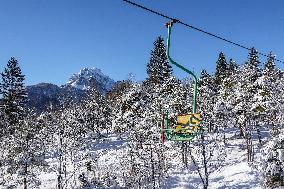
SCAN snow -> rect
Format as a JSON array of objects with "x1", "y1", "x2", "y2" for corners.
[
  {"x1": 163, "y1": 164, "x2": 260, "y2": 189},
  {"x1": 31, "y1": 129, "x2": 268, "y2": 189},
  {"x1": 278, "y1": 149, "x2": 284, "y2": 162},
  {"x1": 163, "y1": 135, "x2": 262, "y2": 189},
  {"x1": 38, "y1": 172, "x2": 57, "y2": 189},
  {"x1": 33, "y1": 133, "x2": 128, "y2": 189},
  {"x1": 210, "y1": 162, "x2": 261, "y2": 189}
]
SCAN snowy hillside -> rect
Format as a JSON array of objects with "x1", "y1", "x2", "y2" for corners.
[{"x1": 66, "y1": 67, "x2": 115, "y2": 92}]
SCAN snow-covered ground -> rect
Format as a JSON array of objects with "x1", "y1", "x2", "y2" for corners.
[
  {"x1": 37, "y1": 134, "x2": 128, "y2": 189},
  {"x1": 36, "y1": 129, "x2": 269, "y2": 189},
  {"x1": 163, "y1": 128, "x2": 271, "y2": 189},
  {"x1": 164, "y1": 140, "x2": 261, "y2": 189}
]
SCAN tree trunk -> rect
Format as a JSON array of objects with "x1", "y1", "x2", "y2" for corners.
[
  {"x1": 24, "y1": 179, "x2": 27, "y2": 189},
  {"x1": 256, "y1": 128, "x2": 262, "y2": 145},
  {"x1": 150, "y1": 147, "x2": 155, "y2": 189},
  {"x1": 23, "y1": 170, "x2": 27, "y2": 189},
  {"x1": 24, "y1": 160, "x2": 28, "y2": 189},
  {"x1": 208, "y1": 122, "x2": 212, "y2": 132},
  {"x1": 24, "y1": 136, "x2": 29, "y2": 189},
  {"x1": 201, "y1": 132, "x2": 209, "y2": 189},
  {"x1": 246, "y1": 134, "x2": 253, "y2": 162},
  {"x1": 181, "y1": 142, "x2": 188, "y2": 167},
  {"x1": 58, "y1": 132, "x2": 63, "y2": 189},
  {"x1": 239, "y1": 125, "x2": 244, "y2": 138},
  {"x1": 189, "y1": 148, "x2": 205, "y2": 187}
]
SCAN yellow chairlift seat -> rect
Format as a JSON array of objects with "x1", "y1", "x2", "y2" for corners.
[
  {"x1": 174, "y1": 113, "x2": 201, "y2": 134},
  {"x1": 177, "y1": 113, "x2": 201, "y2": 125}
]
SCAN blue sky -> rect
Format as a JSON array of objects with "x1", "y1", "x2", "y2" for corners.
[{"x1": 0, "y1": 0, "x2": 283, "y2": 86}]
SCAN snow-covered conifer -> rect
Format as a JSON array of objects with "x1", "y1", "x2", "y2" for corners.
[
  {"x1": 215, "y1": 52, "x2": 228, "y2": 86},
  {"x1": 146, "y1": 36, "x2": 173, "y2": 85},
  {"x1": 0, "y1": 57, "x2": 27, "y2": 134},
  {"x1": 261, "y1": 133, "x2": 284, "y2": 188}
]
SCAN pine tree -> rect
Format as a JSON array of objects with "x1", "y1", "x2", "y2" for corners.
[
  {"x1": 244, "y1": 48, "x2": 262, "y2": 115},
  {"x1": 107, "y1": 79, "x2": 133, "y2": 134},
  {"x1": 0, "y1": 57, "x2": 27, "y2": 133},
  {"x1": 234, "y1": 48, "x2": 261, "y2": 127},
  {"x1": 215, "y1": 52, "x2": 228, "y2": 86},
  {"x1": 262, "y1": 52, "x2": 282, "y2": 94},
  {"x1": 260, "y1": 53, "x2": 283, "y2": 134},
  {"x1": 218, "y1": 59, "x2": 239, "y2": 131},
  {"x1": 230, "y1": 48, "x2": 262, "y2": 162},
  {"x1": 106, "y1": 79, "x2": 133, "y2": 107},
  {"x1": 198, "y1": 70, "x2": 218, "y2": 132},
  {"x1": 0, "y1": 107, "x2": 5, "y2": 137},
  {"x1": 84, "y1": 87, "x2": 112, "y2": 138},
  {"x1": 146, "y1": 36, "x2": 173, "y2": 85},
  {"x1": 261, "y1": 133, "x2": 284, "y2": 188},
  {"x1": 227, "y1": 58, "x2": 238, "y2": 76}
]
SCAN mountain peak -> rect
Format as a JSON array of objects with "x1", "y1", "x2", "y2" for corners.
[
  {"x1": 66, "y1": 67, "x2": 115, "y2": 92},
  {"x1": 78, "y1": 67, "x2": 103, "y2": 78}
]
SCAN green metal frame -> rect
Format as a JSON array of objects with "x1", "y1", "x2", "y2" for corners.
[
  {"x1": 160, "y1": 20, "x2": 201, "y2": 143},
  {"x1": 166, "y1": 21, "x2": 198, "y2": 114}
]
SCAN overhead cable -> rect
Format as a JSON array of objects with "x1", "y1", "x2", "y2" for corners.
[{"x1": 123, "y1": 0, "x2": 284, "y2": 64}]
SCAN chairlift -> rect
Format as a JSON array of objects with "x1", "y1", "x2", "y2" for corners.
[{"x1": 161, "y1": 20, "x2": 206, "y2": 143}]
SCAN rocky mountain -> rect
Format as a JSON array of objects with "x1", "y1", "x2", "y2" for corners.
[
  {"x1": 27, "y1": 68, "x2": 115, "y2": 113},
  {"x1": 65, "y1": 67, "x2": 115, "y2": 93}
]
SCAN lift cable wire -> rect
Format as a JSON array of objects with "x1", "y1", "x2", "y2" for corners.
[{"x1": 123, "y1": 0, "x2": 284, "y2": 64}]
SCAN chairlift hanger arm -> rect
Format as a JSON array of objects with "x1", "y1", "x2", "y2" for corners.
[{"x1": 166, "y1": 20, "x2": 198, "y2": 113}]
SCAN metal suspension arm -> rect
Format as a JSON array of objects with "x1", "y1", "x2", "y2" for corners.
[{"x1": 165, "y1": 20, "x2": 198, "y2": 113}]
